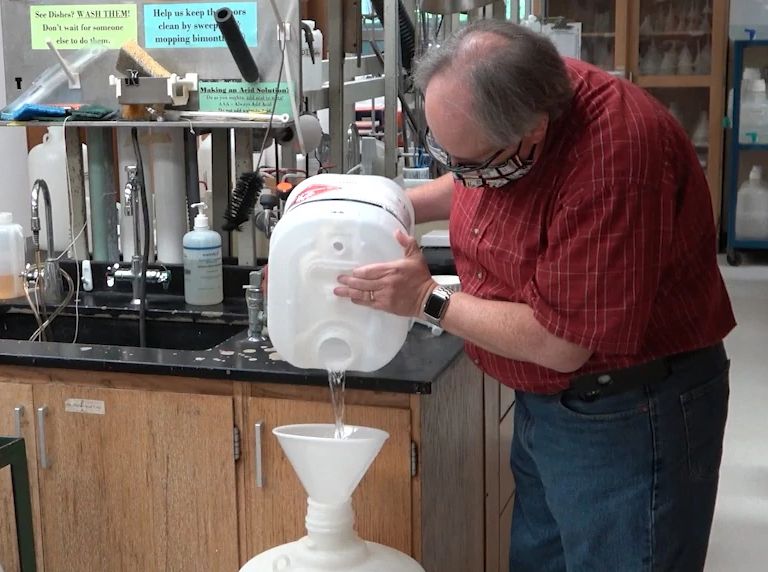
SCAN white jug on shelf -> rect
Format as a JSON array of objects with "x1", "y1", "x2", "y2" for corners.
[
  {"x1": 736, "y1": 166, "x2": 768, "y2": 240},
  {"x1": 27, "y1": 127, "x2": 70, "y2": 252}
]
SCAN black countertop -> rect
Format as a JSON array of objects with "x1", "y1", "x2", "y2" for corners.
[{"x1": 0, "y1": 285, "x2": 464, "y2": 395}]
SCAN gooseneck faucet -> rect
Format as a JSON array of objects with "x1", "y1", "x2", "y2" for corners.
[
  {"x1": 106, "y1": 166, "x2": 170, "y2": 304},
  {"x1": 29, "y1": 179, "x2": 62, "y2": 301}
]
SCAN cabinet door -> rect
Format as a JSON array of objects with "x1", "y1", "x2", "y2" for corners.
[
  {"x1": 538, "y1": 0, "x2": 629, "y2": 74},
  {"x1": 0, "y1": 382, "x2": 43, "y2": 572},
  {"x1": 34, "y1": 384, "x2": 238, "y2": 572},
  {"x1": 632, "y1": 0, "x2": 714, "y2": 81},
  {"x1": 244, "y1": 398, "x2": 412, "y2": 557}
]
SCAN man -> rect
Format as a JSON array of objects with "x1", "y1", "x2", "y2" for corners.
[{"x1": 334, "y1": 19, "x2": 736, "y2": 572}]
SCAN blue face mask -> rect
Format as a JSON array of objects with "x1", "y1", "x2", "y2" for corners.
[{"x1": 425, "y1": 129, "x2": 536, "y2": 188}]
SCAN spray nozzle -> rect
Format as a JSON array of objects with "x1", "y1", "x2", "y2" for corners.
[{"x1": 191, "y1": 202, "x2": 210, "y2": 230}]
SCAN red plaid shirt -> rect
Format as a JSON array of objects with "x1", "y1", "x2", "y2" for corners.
[{"x1": 449, "y1": 59, "x2": 736, "y2": 394}]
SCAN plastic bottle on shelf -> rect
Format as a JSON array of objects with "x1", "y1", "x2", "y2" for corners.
[
  {"x1": 736, "y1": 166, "x2": 768, "y2": 241},
  {"x1": 301, "y1": 20, "x2": 324, "y2": 92},
  {"x1": 27, "y1": 127, "x2": 70, "y2": 252},
  {"x1": 740, "y1": 79, "x2": 768, "y2": 143},
  {"x1": 183, "y1": 202, "x2": 223, "y2": 306},
  {"x1": 727, "y1": 68, "x2": 763, "y2": 132},
  {"x1": 0, "y1": 212, "x2": 25, "y2": 300}
]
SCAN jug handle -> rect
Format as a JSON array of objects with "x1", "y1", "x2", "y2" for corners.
[{"x1": 273, "y1": 555, "x2": 291, "y2": 571}]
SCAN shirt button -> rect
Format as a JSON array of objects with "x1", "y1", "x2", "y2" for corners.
[
  {"x1": 472, "y1": 228, "x2": 480, "y2": 236},
  {"x1": 474, "y1": 359, "x2": 481, "y2": 366},
  {"x1": 476, "y1": 270, "x2": 484, "y2": 280}
]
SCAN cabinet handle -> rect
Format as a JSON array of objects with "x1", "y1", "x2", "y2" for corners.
[
  {"x1": 37, "y1": 406, "x2": 49, "y2": 469},
  {"x1": 13, "y1": 405, "x2": 24, "y2": 438},
  {"x1": 254, "y1": 421, "x2": 264, "y2": 488}
]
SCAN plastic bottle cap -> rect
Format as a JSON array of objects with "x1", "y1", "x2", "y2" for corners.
[
  {"x1": 0, "y1": 212, "x2": 12, "y2": 225},
  {"x1": 744, "y1": 68, "x2": 762, "y2": 81},
  {"x1": 191, "y1": 202, "x2": 210, "y2": 230},
  {"x1": 750, "y1": 166, "x2": 763, "y2": 181},
  {"x1": 753, "y1": 79, "x2": 766, "y2": 93}
]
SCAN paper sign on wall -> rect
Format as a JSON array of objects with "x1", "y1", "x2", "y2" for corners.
[
  {"x1": 199, "y1": 80, "x2": 292, "y2": 116},
  {"x1": 65, "y1": 398, "x2": 106, "y2": 415},
  {"x1": 144, "y1": 2, "x2": 257, "y2": 49},
  {"x1": 30, "y1": 4, "x2": 138, "y2": 50}
]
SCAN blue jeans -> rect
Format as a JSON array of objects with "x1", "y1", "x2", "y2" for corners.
[{"x1": 509, "y1": 344, "x2": 730, "y2": 572}]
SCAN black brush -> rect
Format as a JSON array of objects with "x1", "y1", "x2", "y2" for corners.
[{"x1": 223, "y1": 171, "x2": 264, "y2": 231}]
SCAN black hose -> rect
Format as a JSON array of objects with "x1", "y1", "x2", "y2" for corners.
[
  {"x1": 370, "y1": 0, "x2": 416, "y2": 72},
  {"x1": 215, "y1": 7, "x2": 260, "y2": 82},
  {"x1": 183, "y1": 128, "x2": 200, "y2": 229},
  {"x1": 131, "y1": 127, "x2": 150, "y2": 348}
]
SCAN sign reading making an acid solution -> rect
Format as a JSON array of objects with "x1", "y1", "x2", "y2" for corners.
[
  {"x1": 199, "y1": 80, "x2": 293, "y2": 117},
  {"x1": 144, "y1": 2, "x2": 257, "y2": 49},
  {"x1": 30, "y1": 4, "x2": 138, "y2": 49}
]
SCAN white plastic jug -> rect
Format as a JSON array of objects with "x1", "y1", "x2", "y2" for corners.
[
  {"x1": 267, "y1": 174, "x2": 415, "y2": 372},
  {"x1": 736, "y1": 166, "x2": 768, "y2": 240},
  {"x1": 0, "y1": 212, "x2": 26, "y2": 300},
  {"x1": 27, "y1": 127, "x2": 70, "y2": 252},
  {"x1": 301, "y1": 20, "x2": 324, "y2": 92}
]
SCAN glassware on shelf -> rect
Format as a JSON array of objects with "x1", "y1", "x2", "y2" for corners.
[
  {"x1": 640, "y1": 39, "x2": 662, "y2": 75},
  {"x1": 692, "y1": 111, "x2": 709, "y2": 147},
  {"x1": 664, "y1": 5, "x2": 677, "y2": 33},
  {"x1": 639, "y1": 15, "x2": 654, "y2": 36},
  {"x1": 668, "y1": 102, "x2": 685, "y2": 128},
  {"x1": 660, "y1": 42, "x2": 678, "y2": 75},
  {"x1": 686, "y1": 2, "x2": 699, "y2": 32},
  {"x1": 694, "y1": 39, "x2": 711, "y2": 75},
  {"x1": 678, "y1": 43, "x2": 694, "y2": 75}
]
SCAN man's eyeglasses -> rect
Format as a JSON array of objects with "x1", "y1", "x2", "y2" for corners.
[{"x1": 424, "y1": 128, "x2": 506, "y2": 174}]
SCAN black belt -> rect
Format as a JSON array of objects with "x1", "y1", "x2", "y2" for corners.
[{"x1": 565, "y1": 343, "x2": 726, "y2": 402}]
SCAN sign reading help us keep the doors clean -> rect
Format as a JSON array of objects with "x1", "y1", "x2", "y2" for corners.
[{"x1": 143, "y1": 2, "x2": 258, "y2": 49}]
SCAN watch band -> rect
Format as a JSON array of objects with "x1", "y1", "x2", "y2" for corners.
[{"x1": 422, "y1": 286, "x2": 453, "y2": 327}]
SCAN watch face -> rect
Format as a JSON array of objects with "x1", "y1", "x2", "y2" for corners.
[{"x1": 425, "y1": 290, "x2": 447, "y2": 318}]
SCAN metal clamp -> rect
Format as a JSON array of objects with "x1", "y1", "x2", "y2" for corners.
[
  {"x1": 254, "y1": 421, "x2": 264, "y2": 488},
  {"x1": 37, "y1": 406, "x2": 49, "y2": 469},
  {"x1": 14, "y1": 406, "x2": 24, "y2": 438}
]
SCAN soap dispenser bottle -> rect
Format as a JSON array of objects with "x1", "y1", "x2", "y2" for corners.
[{"x1": 183, "y1": 202, "x2": 223, "y2": 305}]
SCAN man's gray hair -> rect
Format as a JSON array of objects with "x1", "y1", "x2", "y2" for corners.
[{"x1": 413, "y1": 20, "x2": 573, "y2": 147}]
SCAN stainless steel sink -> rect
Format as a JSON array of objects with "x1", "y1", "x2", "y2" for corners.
[{"x1": 0, "y1": 312, "x2": 244, "y2": 351}]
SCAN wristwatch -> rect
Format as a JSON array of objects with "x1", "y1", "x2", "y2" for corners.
[{"x1": 422, "y1": 286, "x2": 454, "y2": 327}]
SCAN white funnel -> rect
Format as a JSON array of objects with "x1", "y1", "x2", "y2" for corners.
[{"x1": 274, "y1": 424, "x2": 388, "y2": 505}]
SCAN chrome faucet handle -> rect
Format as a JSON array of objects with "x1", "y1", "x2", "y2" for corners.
[{"x1": 106, "y1": 263, "x2": 121, "y2": 288}]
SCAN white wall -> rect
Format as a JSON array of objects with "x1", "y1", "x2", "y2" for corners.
[
  {"x1": 730, "y1": 0, "x2": 768, "y2": 40},
  {"x1": 0, "y1": 10, "x2": 31, "y2": 235}
]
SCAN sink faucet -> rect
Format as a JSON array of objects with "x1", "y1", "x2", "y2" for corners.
[
  {"x1": 106, "y1": 166, "x2": 170, "y2": 304},
  {"x1": 244, "y1": 269, "x2": 268, "y2": 342},
  {"x1": 29, "y1": 179, "x2": 63, "y2": 301}
]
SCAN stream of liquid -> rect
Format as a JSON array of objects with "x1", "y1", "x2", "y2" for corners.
[{"x1": 328, "y1": 370, "x2": 346, "y2": 439}]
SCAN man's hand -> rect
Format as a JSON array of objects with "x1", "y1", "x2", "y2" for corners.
[{"x1": 334, "y1": 230, "x2": 437, "y2": 318}]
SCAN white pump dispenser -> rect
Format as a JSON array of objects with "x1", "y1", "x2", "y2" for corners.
[{"x1": 183, "y1": 202, "x2": 223, "y2": 306}]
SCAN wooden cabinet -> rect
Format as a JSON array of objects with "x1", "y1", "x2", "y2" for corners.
[
  {"x1": 32, "y1": 384, "x2": 239, "y2": 572},
  {"x1": 535, "y1": 0, "x2": 729, "y2": 220},
  {"x1": 0, "y1": 383, "x2": 42, "y2": 572},
  {"x1": 243, "y1": 397, "x2": 412, "y2": 557},
  {"x1": 484, "y1": 376, "x2": 517, "y2": 572},
  {"x1": 0, "y1": 355, "x2": 492, "y2": 572}
]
